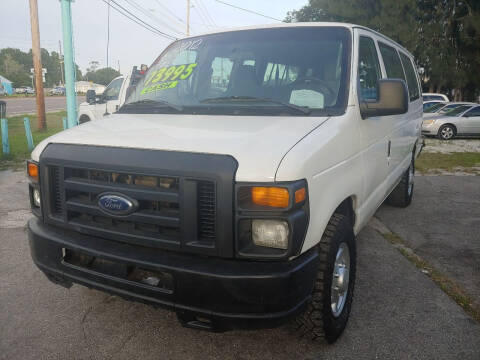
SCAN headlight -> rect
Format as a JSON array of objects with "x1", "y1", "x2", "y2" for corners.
[
  {"x1": 27, "y1": 160, "x2": 42, "y2": 216},
  {"x1": 252, "y1": 220, "x2": 289, "y2": 249},
  {"x1": 32, "y1": 187, "x2": 41, "y2": 207},
  {"x1": 236, "y1": 180, "x2": 309, "y2": 259},
  {"x1": 423, "y1": 119, "x2": 436, "y2": 126}
]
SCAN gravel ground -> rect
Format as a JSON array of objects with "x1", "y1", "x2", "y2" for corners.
[
  {"x1": 1, "y1": 170, "x2": 480, "y2": 359},
  {"x1": 423, "y1": 138, "x2": 480, "y2": 154}
]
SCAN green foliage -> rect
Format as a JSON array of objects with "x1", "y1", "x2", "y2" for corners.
[
  {"x1": 0, "y1": 111, "x2": 66, "y2": 168},
  {"x1": 0, "y1": 47, "x2": 82, "y2": 88},
  {"x1": 286, "y1": 0, "x2": 480, "y2": 101},
  {"x1": 84, "y1": 67, "x2": 121, "y2": 86}
]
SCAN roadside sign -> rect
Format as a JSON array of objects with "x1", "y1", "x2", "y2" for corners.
[{"x1": 30, "y1": 68, "x2": 47, "y2": 74}]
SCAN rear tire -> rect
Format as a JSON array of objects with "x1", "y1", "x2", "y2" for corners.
[
  {"x1": 292, "y1": 213, "x2": 356, "y2": 343},
  {"x1": 387, "y1": 154, "x2": 414, "y2": 207}
]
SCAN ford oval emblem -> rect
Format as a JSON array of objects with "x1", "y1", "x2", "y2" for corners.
[{"x1": 97, "y1": 193, "x2": 138, "y2": 216}]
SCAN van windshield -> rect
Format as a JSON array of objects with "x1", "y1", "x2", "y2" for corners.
[{"x1": 121, "y1": 27, "x2": 351, "y2": 116}]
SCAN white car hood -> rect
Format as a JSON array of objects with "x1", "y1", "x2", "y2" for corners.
[{"x1": 32, "y1": 113, "x2": 328, "y2": 181}]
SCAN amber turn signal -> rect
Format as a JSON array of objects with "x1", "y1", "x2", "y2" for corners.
[
  {"x1": 251, "y1": 187, "x2": 289, "y2": 208},
  {"x1": 27, "y1": 162, "x2": 39, "y2": 181},
  {"x1": 295, "y1": 187, "x2": 306, "y2": 203}
]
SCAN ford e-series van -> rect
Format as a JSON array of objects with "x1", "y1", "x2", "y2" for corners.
[{"x1": 27, "y1": 23, "x2": 422, "y2": 343}]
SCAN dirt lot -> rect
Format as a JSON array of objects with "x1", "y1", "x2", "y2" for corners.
[
  {"x1": 423, "y1": 138, "x2": 480, "y2": 154},
  {"x1": 1, "y1": 169, "x2": 479, "y2": 360}
]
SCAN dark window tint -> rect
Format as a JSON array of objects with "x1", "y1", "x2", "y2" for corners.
[
  {"x1": 444, "y1": 105, "x2": 472, "y2": 116},
  {"x1": 424, "y1": 103, "x2": 447, "y2": 113},
  {"x1": 439, "y1": 103, "x2": 469, "y2": 114},
  {"x1": 463, "y1": 106, "x2": 480, "y2": 117},
  {"x1": 423, "y1": 95, "x2": 445, "y2": 101},
  {"x1": 379, "y1": 43, "x2": 405, "y2": 81},
  {"x1": 104, "y1": 78, "x2": 123, "y2": 100},
  {"x1": 423, "y1": 102, "x2": 442, "y2": 110},
  {"x1": 358, "y1": 36, "x2": 381, "y2": 100},
  {"x1": 399, "y1": 52, "x2": 420, "y2": 101}
]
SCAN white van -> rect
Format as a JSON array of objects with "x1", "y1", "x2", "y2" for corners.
[
  {"x1": 27, "y1": 23, "x2": 422, "y2": 343},
  {"x1": 77, "y1": 66, "x2": 148, "y2": 123}
]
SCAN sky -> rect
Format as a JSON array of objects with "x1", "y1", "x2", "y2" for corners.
[{"x1": 0, "y1": 0, "x2": 307, "y2": 75}]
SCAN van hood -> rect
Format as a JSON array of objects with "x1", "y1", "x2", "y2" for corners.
[{"x1": 32, "y1": 113, "x2": 328, "y2": 181}]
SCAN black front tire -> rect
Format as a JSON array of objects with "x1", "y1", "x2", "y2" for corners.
[
  {"x1": 292, "y1": 213, "x2": 356, "y2": 343},
  {"x1": 387, "y1": 154, "x2": 414, "y2": 207}
]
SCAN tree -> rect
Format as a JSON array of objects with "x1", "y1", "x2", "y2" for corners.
[
  {"x1": 83, "y1": 67, "x2": 121, "y2": 85},
  {"x1": 0, "y1": 47, "x2": 82, "y2": 88},
  {"x1": 286, "y1": 0, "x2": 480, "y2": 101}
]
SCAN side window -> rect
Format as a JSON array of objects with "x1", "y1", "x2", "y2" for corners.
[
  {"x1": 104, "y1": 78, "x2": 123, "y2": 100},
  {"x1": 210, "y1": 57, "x2": 234, "y2": 93},
  {"x1": 399, "y1": 52, "x2": 420, "y2": 101},
  {"x1": 463, "y1": 107, "x2": 480, "y2": 117},
  {"x1": 358, "y1": 36, "x2": 382, "y2": 100},
  {"x1": 378, "y1": 43, "x2": 406, "y2": 81}
]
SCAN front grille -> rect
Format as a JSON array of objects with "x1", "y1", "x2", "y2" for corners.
[
  {"x1": 44, "y1": 165, "x2": 218, "y2": 254},
  {"x1": 49, "y1": 166, "x2": 63, "y2": 216},
  {"x1": 197, "y1": 181, "x2": 216, "y2": 241},
  {"x1": 39, "y1": 144, "x2": 237, "y2": 258}
]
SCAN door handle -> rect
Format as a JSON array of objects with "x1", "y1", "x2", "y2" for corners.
[{"x1": 387, "y1": 140, "x2": 391, "y2": 157}]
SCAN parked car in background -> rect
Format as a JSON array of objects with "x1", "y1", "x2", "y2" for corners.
[
  {"x1": 423, "y1": 102, "x2": 475, "y2": 118},
  {"x1": 50, "y1": 86, "x2": 65, "y2": 95},
  {"x1": 422, "y1": 93, "x2": 449, "y2": 102},
  {"x1": 422, "y1": 104, "x2": 480, "y2": 139},
  {"x1": 15, "y1": 86, "x2": 35, "y2": 95},
  {"x1": 77, "y1": 66, "x2": 147, "y2": 123},
  {"x1": 423, "y1": 100, "x2": 445, "y2": 111}
]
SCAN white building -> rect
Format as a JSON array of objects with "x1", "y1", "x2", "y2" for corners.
[{"x1": 75, "y1": 81, "x2": 105, "y2": 94}]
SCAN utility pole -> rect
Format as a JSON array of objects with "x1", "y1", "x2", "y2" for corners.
[
  {"x1": 106, "y1": 0, "x2": 110, "y2": 68},
  {"x1": 60, "y1": 0, "x2": 77, "y2": 129},
  {"x1": 186, "y1": 0, "x2": 190, "y2": 36},
  {"x1": 29, "y1": 0, "x2": 46, "y2": 131},
  {"x1": 59, "y1": 40, "x2": 64, "y2": 85}
]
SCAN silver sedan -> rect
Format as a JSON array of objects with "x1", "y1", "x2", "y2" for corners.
[{"x1": 422, "y1": 104, "x2": 480, "y2": 140}]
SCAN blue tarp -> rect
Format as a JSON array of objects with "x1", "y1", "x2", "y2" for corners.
[{"x1": 0, "y1": 75, "x2": 13, "y2": 95}]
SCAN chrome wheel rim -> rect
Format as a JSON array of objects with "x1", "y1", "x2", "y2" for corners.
[
  {"x1": 441, "y1": 126, "x2": 454, "y2": 140},
  {"x1": 331, "y1": 242, "x2": 350, "y2": 317},
  {"x1": 407, "y1": 162, "x2": 414, "y2": 196}
]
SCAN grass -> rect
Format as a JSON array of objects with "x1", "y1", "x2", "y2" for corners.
[
  {"x1": 0, "y1": 111, "x2": 66, "y2": 169},
  {"x1": 416, "y1": 152, "x2": 480, "y2": 174},
  {"x1": 377, "y1": 223, "x2": 480, "y2": 324}
]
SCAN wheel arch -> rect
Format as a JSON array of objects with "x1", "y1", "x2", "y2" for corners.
[
  {"x1": 333, "y1": 196, "x2": 357, "y2": 229},
  {"x1": 440, "y1": 123, "x2": 457, "y2": 134},
  {"x1": 78, "y1": 114, "x2": 91, "y2": 124}
]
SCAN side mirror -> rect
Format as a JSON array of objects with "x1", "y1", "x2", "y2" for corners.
[
  {"x1": 86, "y1": 89, "x2": 97, "y2": 104},
  {"x1": 360, "y1": 79, "x2": 408, "y2": 119}
]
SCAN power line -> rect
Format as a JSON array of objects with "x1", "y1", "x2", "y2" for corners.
[
  {"x1": 100, "y1": 0, "x2": 177, "y2": 40},
  {"x1": 154, "y1": 0, "x2": 186, "y2": 25},
  {"x1": 214, "y1": 0, "x2": 283, "y2": 22},
  {"x1": 196, "y1": 0, "x2": 216, "y2": 26},
  {"x1": 122, "y1": 0, "x2": 185, "y2": 35},
  {"x1": 199, "y1": 0, "x2": 216, "y2": 25},
  {"x1": 193, "y1": 1, "x2": 210, "y2": 27}
]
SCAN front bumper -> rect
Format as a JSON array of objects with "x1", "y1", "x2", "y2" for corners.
[{"x1": 28, "y1": 218, "x2": 319, "y2": 331}]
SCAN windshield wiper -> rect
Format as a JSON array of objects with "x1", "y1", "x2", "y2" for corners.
[
  {"x1": 200, "y1": 96, "x2": 311, "y2": 115},
  {"x1": 121, "y1": 99, "x2": 183, "y2": 112}
]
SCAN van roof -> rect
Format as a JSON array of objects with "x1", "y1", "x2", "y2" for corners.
[{"x1": 182, "y1": 22, "x2": 414, "y2": 59}]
